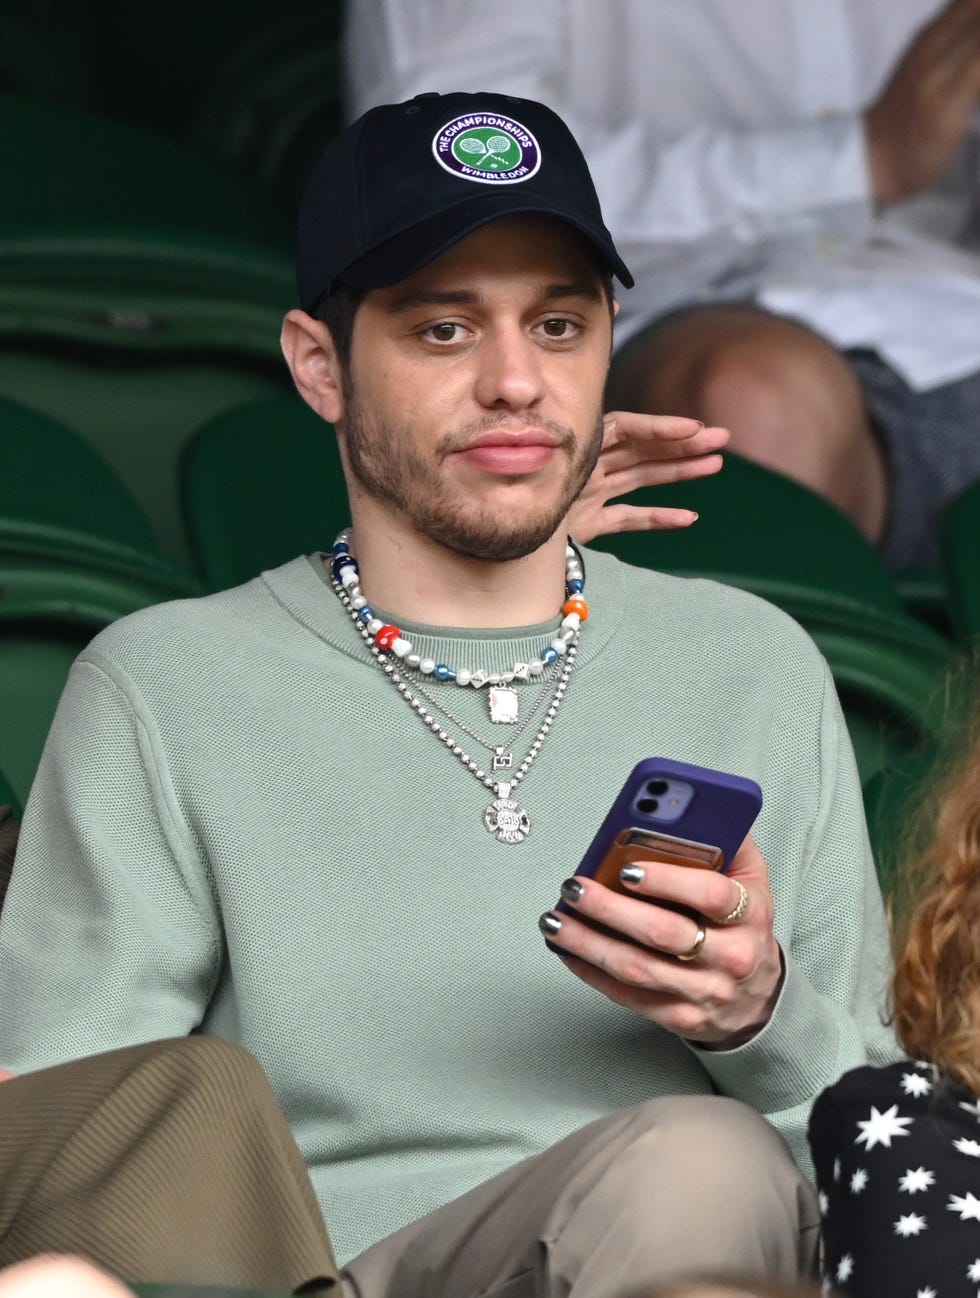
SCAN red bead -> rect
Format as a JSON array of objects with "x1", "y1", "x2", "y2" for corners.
[
  {"x1": 562, "y1": 597, "x2": 589, "y2": 621},
  {"x1": 375, "y1": 624, "x2": 400, "y2": 651}
]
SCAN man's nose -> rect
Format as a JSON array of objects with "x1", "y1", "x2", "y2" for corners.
[{"x1": 473, "y1": 328, "x2": 546, "y2": 410}]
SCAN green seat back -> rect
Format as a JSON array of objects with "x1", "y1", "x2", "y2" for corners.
[
  {"x1": 0, "y1": 393, "x2": 156, "y2": 551},
  {"x1": 863, "y1": 746, "x2": 942, "y2": 899},
  {"x1": 0, "y1": 622, "x2": 86, "y2": 808},
  {"x1": 180, "y1": 396, "x2": 349, "y2": 589},
  {"x1": 592, "y1": 451, "x2": 904, "y2": 612},
  {"x1": 0, "y1": 91, "x2": 292, "y2": 250},
  {"x1": 942, "y1": 478, "x2": 980, "y2": 642},
  {"x1": 191, "y1": 10, "x2": 345, "y2": 211}
]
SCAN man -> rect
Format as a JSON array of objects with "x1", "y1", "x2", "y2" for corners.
[
  {"x1": 0, "y1": 92, "x2": 899, "y2": 1296},
  {"x1": 347, "y1": 0, "x2": 980, "y2": 570}
]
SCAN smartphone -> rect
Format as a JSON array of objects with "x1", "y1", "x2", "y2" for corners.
[{"x1": 551, "y1": 757, "x2": 762, "y2": 930}]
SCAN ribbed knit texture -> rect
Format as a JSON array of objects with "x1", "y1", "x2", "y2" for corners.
[
  {"x1": 0, "y1": 1038, "x2": 337, "y2": 1290},
  {"x1": 0, "y1": 548, "x2": 901, "y2": 1263}
]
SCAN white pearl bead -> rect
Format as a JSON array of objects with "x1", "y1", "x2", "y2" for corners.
[
  {"x1": 499, "y1": 671, "x2": 515, "y2": 684},
  {"x1": 551, "y1": 639, "x2": 568, "y2": 655},
  {"x1": 352, "y1": 595, "x2": 367, "y2": 610},
  {"x1": 488, "y1": 673, "x2": 501, "y2": 685},
  {"x1": 420, "y1": 659, "x2": 436, "y2": 674},
  {"x1": 561, "y1": 613, "x2": 581, "y2": 630},
  {"x1": 456, "y1": 669, "x2": 472, "y2": 686},
  {"x1": 391, "y1": 637, "x2": 412, "y2": 658},
  {"x1": 529, "y1": 660, "x2": 544, "y2": 676},
  {"x1": 406, "y1": 653, "x2": 422, "y2": 668},
  {"x1": 367, "y1": 618, "x2": 383, "y2": 634}
]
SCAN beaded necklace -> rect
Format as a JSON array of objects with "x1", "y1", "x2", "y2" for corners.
[
  {"x1": 328, "y1": 530, "x2": 588, "y2": 723},
  {"x1": 328, "y1": 529, "x2": 583, "y2": 842}
]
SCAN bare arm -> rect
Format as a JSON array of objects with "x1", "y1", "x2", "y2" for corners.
[{"x1": 866, "y1": 0, "x2": 980, "y2": 204}]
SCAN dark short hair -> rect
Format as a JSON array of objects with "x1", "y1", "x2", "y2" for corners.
[{"x1": 316, "y1": 282, "x2": 368, "y2": 372}]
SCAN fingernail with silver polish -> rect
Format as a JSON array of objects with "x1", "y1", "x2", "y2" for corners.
[
  {"x1": 560, "y1": 878, "x2": 584, "y2": 903},
  {"x1": 539, "y1": 912, "x2": 562, "y2": 935},
  {"x1": 620, "y1": 865, "x2": 645, "y2": 885}
]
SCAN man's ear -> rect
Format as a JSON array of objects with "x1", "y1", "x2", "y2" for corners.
[{"x1": 280, "y1": 309, "x2": 346, "y2": 424}]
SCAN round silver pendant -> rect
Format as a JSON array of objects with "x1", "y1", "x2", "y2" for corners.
[{"x1": 484, "y1": 797, "x2": 531, "y2": 844}]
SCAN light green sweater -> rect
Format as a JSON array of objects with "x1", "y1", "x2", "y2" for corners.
[{"x1": 0, "y1": 550, "x2": 900, "y2": 1263}]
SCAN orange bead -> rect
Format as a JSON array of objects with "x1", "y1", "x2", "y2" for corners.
[{"x1": 562, "y1": 597, "x2": 589, "y2": 621}]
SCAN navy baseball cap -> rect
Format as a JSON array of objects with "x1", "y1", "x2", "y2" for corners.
[{"x1": 296, "y1": 90, "x2": 633, "y2": 314}]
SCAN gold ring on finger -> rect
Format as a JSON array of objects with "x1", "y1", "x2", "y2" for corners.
[
  {"x1": 718, "y1": 880, "x2": 748, "y2": 926},
  {"x1": 676, "y1": 924, "x2": 706, "y2": 962}
]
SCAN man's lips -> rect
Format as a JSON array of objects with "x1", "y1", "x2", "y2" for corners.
[{"x1": 453, "y1": 429, "x2": 562, "y2": 475}]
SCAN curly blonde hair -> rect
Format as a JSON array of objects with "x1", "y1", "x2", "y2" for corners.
[{"x1": 891, "y1": 699, "x2": 980, "y2": 1092}]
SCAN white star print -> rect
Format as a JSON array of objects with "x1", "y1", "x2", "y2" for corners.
[
  {"x1": 949, "y1": 1191, "x2": 980, "y2": 1221},
  {"x1": 836, "y1": 1253, "x2": 854, "y2": 1283},
  {"x1": 969, "y1": 1257, "x2": 980, "y2": 1282},
  {"x1": 856, "y1": 1104, "x2": 914, "y2": 1150},
  {"x1": 900, "y1": 1166, "x2": 935, "y2": 1194},
  {"x1": 959, "y1": 1098, "x2": 980, "y2": 1120},
  {"x1": 915, "y1": 1288, "x2": 936, "y2": 1298},
  {"x1": 894, "y1": 1212, "x2": 927, "y2": 1237},
  {"x1": 818, "y1": 1190, "x2": 829, "y2": 1215},
  {"x1": 901, "y1": 1070, "x2": 933, "y2": 1097},
  {"x1": 956, "y1": 1137, "x2": 980, "y2": 1157},
  {"x1": 913, "y1": 1060, "x2": 931, "y2": 1070},
  {"x1": 850, "y1": 1167, "x2": 869, "y2": 1193},
  {"x1": 833, "y1": 1156, "x2": 841, "y2": 1182}
]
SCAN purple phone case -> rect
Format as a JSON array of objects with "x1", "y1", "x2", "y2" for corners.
[{"x1": 552, "y1": 757, "x2": 762, "y2": 927}]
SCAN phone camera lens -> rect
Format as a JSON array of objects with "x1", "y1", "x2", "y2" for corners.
[
  {"x1": 646, "y1": 780, "x2": 669, "y2": 796},
  {"x1": 637, "y1": 797, "x2": 659, "y2": 814}
]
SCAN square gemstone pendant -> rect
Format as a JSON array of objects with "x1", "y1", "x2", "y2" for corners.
[{"x1": 488, "y1": 686, "x2": 519, "y2": 724}]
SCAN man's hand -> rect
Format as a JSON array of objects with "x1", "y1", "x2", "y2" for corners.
[
  {"x1": 567, "y1": 412, "x2": 729, "y2": 546},
  {"x1": 865, "y1": 0, "x2": 980, "y2": 206},
  {"x1": 540, "y1": 836, "x2": 783, "y2": 1049}
]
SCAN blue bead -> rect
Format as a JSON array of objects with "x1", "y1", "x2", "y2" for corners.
[
  {"x1": 331, "y1": 554, "x2": 357, "y2": 583},
  {"x1": 433, "y1": 663, "x2": 455, "y2": 681},
  {"x1": 332, "y1": 543, "x2": 350, "y2": 558},
  {"x1": 358, "y1": 605, "x2": 374, "y2": 622},
  {"x1": 542, "y1": 647, "x2": 558, "y2": 664},
  {"x1": 567, "y1": 579, "x2": 584, "y2": 593}
]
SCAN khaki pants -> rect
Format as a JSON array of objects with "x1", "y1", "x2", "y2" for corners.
[{"x1": 0, "y1": 1039, "x2": 819, "y2": 1297}]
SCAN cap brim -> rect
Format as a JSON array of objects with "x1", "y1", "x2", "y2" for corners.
[{"x1": 336, "y1": 189, "x2": 634, "y2": 295}]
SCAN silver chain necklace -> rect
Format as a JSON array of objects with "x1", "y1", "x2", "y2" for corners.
[
  {"x1": 332, "y1": 577, "x2": 579, "y2": 843},
  {"x1": 408, "y1": 656, "x2": 561, "y2": 771}
]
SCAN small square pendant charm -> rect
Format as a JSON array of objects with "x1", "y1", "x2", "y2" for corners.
[{"x1": 489, "y1": 686, "x2": 519, "y2": 724}]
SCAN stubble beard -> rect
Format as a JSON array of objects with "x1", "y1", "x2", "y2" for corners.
[{"x1": 340, "y1": 384, "x2": 605, "y2": 563}]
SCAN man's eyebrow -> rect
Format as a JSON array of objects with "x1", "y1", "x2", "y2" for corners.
[
  {"x1": 387, "y1": 289, "x2": 481, "y2": 312},
  {"x1": 542, "y1": 281, "x2": 604, "y2": 303},
  {"x1": 386, "y1": 282, "x2": 604, "y2": 312}
]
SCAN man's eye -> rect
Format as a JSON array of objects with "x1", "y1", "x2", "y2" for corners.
[
  {"x1": 541, "y1": 318, "x2": 575, "y2": 338},
  {"x1": 427, "y1": 322, "x2": 462, "y2": 343}
]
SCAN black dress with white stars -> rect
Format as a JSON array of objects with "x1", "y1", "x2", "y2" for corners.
[{"x1": 809, "y1": 1059, "x2": 980, "y2": 1297}]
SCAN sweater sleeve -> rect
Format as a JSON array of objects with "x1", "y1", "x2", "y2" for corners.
[
  {"x1": 0, "y1": 651, "x2": 222, "y2": 1074},
  {"x1": 688, "y1": 658, "x2": 903, "y2": 1173}
]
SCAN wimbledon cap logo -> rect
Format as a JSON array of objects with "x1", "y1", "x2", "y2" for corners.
[{"x1": 432, "y1": 112, "x2": 541, "y2": 185}]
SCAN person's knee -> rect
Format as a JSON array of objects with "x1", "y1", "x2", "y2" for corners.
[{"x1": 608, "y1": 1095, "x2": 808, "y2": 1238}]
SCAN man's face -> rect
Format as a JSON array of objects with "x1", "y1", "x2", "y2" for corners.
[{"x1": 337, "y1": 215, "x2": 613, "y2": 562}]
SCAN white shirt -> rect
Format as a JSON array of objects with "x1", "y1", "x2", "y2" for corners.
[{"x1": 345, "y1": 0, "x2": 980, "y2": 389}]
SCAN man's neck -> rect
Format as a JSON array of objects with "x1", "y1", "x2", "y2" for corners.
[{"x1": 342, "y1": 509, "x2": 572, "y2": 630}]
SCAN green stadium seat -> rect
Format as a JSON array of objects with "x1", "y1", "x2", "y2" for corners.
[
  {"x1": 180, "y1": 395, "x2": 348, "y2": 589},
  {"x1": 941, "y1": 477, "x2": 980, "y2": 643},
  {"x1": 191, "y1": 10, "x2": 345, "y2": 212},
  {"x1": 0, "y1": 394, "x2": 202, "y2": 596},
  {"x1": 0, "y1": 618, "x2": 87, "y2": 809}
]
